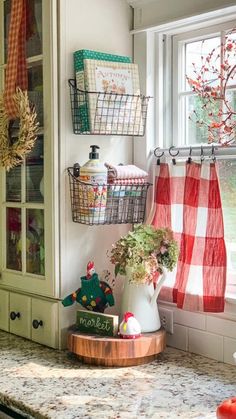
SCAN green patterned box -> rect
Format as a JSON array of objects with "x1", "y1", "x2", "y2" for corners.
[{"x1": 73, "y1": 50, "x2": 131, "y2": 132}]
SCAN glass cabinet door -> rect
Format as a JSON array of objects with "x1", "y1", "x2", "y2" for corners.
[
  {"x1": 0, "y1": 0, "x2": 55, "y2": 295},
  {"x1": 6, "y1": 207, "x2": 22, "y2": 271}
]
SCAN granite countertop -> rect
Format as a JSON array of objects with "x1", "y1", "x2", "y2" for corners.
[{"x1": 0, "y1": 331, "x2": 236, "y2": 419}]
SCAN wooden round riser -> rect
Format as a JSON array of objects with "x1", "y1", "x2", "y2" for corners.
[{"x1": 68, "y1": 329, "x2": 166, "y2": 367}]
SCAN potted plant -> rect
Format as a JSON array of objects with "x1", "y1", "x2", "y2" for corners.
[{"x1": 109, "y1": 224, "x2": 179, "y2": 332}]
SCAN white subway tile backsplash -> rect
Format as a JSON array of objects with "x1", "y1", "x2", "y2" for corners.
[
  {"x1": 158, "y1": 302, "x2": 236, "y2": 364},
  {"x1": 189, "y1": 328, "x2": 223, "y2": 361},
  {"x1": 223, "y1": 337, "x2": 236, "y2": 365},
  {"x1": 166, "y1": 324, "x2": 188, "y2": 351},
  {"x1": 206, "y1": 316, "x2": 236, "y2": 339},
  {"x1": 174, "y1": 308, "x2": 206, "y2": 330}
]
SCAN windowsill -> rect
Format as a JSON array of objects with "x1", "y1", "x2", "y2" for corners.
[
  {"x1": 159, "y1": 293, "x2": 236, "y2": 308},
  {"x1": 225, "y1": 285, "x2": 236, "y2": 303},
  {"x1": 225, "y1": 293, "x2": 236, "y2": 304}
]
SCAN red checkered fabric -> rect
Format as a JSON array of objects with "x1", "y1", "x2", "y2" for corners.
[
  {"x1": 4, "y1": 0, "x2": 28, "y2": 119},
  {"x1": 148, "y1": 161, "x2": 227, "y2": 312}
]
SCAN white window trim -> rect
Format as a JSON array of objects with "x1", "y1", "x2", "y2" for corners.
[{"x1": 133, "y1": 6, "x2": 236, "y2": 307}]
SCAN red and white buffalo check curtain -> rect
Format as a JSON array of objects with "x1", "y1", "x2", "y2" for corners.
[
  {"x1": 149, "y1": 161, "x2": 227, "y2": 312},
  {"x1": 4, "y1": 0, "x2": 28, "y2": 119}
]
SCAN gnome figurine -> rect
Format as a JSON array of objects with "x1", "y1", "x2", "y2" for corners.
[
  {"x1": 62, "y1": 261, "x2": 115, "y2": 313},
  {"x1": 119, "y1": 312, "x2": 141, "y2": 339}
]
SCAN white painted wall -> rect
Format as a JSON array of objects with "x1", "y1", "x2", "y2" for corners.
[
  {"x1": 133, "y1": 0, "x2": 236, "y2": 29},
  {"x1": 58, "y1": 0, "x2": 133, "y2": 330}
]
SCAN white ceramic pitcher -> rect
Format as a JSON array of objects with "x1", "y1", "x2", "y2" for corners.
[{"x1": 120, "y1": 267, "x2": 167, "y2": 333}]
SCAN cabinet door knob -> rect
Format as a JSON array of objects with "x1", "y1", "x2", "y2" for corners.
[
  {"x1": 10, "y1": 311, "x2": 20, "y2": 320},
  {"x1": 32, "y1": 319, "x2": 43, "y2": 329}
]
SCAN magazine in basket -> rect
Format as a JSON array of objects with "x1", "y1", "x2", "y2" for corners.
[
  {"x1": 84, "y1": 59, "x2": 142, "y2": 135},
  {"x1": 74, "y1": 50, "x2": 131, "y2": 133}
]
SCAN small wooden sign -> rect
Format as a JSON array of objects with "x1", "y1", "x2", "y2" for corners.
[{"x1": 76, "y1": 310, "x2": 119, "y2": 337}]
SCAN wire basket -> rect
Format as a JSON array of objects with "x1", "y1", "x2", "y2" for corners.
[
  {"x1": 68, "y1": 79, "x2": 150, "y2": 136},
  {"x1": 67, "y1": 167, "x2": 150, "y2": 225}
]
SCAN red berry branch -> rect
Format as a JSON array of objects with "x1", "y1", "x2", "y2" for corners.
[{"x1": 186, "y1": 29, "x2": 236, "y2": 145}]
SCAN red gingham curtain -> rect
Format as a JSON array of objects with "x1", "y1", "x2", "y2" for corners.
[
  {"x1": 4, "y1": 0, "x2": 28, "y2": 119},
  {"x1": 149, "y1": 161, "x2": 227, "y2": 312}
]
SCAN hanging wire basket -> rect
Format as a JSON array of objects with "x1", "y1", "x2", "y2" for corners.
[
  {"x1": 67, "y1": 167, "x2": 151, "y2": 225},
  {"x1": 68, "y1": 79, "x2": 150, "y2": 136}
]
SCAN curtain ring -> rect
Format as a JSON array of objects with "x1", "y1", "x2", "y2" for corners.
[
  {"x1": 187, "y1": 146, "x2": 192, "y2": 164},
  {"x1": 211, "y1": 144, "x2": 216, "y2": 163},
  {"x1": 200, "y1": 145, "x2": 204, "y2": 163},
  {"x1": 154, "y1": 147, "x2": 164, "y2": 166},
  {"x1": 169, "y1": 146, "x2": 179, "y2": 165}
]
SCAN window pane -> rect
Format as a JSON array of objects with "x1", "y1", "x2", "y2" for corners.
[
  {"x1": 224, "y1": 89, "x2": 236, "y2": 142},
  {"x1": 218, "y1": 160, "x2": 236, "y2": 288},
  {"x1": 185, "y1": 36, "x2": 220, "y2": 91},
  {"x1": 4, "y1": 0, "x2": 42, "y2": 63},
  {"x1": 28, "y1": 63, "x2": 44, "y2": 127},
  {"x1": 26, "y1": 0, "x2": 42, "y2": 58},
  {"x1": 224, "y1": 31, "x2": 236, "y2": 87},
  {"x1": 185, "y1": 95, "x2": 221, "y2": 144},
  {"x1": 6, "y1": 208, "x2": 22, "y2": 271},
  {"x1": 6, "y1": 166, "x2": 21, "y2": 202},
  {"x1": 26, "y1": 135, "x2": 44, "y2": 203},
  {"x1": 185, "y1": 95, "x2": 208, "y2": 144},
  {"x1": 26, "y1": 209, "x2": 44, "y2": 275},
  {"x1": 185, "y1": 89, "x2": 236, "y2": 145}
]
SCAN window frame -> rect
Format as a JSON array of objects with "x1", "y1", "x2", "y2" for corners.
[{"x1": 133, "y1": 8, "x2": 236, "y2": 306}]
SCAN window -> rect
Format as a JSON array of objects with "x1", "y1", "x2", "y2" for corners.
[
  {"x1": 170, "y1": 20, "x2": 236, "y2": 297},
  {"x1": 172, "y1": 21, "x2": 236, "y2": 145}
]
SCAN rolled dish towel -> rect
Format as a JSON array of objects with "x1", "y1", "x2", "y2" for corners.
[{"x1": 105, "y1": 163, "x2": 148, "y2": 180}]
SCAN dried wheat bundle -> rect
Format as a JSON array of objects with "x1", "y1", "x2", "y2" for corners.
[{"x1": 0, "y1": 87, "x2": 39, "y2": 171}]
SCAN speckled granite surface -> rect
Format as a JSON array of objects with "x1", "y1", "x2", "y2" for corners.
[{"x1": 0, "y1": 331, "x2": 235, "y2": 419}]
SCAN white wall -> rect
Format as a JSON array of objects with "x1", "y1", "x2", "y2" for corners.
[
  {"x1": 133, "y1": 0, "x2": 236, "y2": 29},
  {"x1": 58, "y1": 0, "x2": 133, "y2": 329}
]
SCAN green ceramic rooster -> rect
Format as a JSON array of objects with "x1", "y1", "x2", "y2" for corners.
[{"x1": 61, "y1": 261, "x2": 115, "y2": 313}]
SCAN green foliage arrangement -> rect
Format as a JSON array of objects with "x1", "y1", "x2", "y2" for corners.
[{"x1": 109, "y1": 224, "x2": 179, "y2": 285}]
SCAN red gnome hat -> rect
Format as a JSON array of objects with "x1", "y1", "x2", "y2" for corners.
[{"x1": 86, "y1": 261, "x2": 95, "y2": 279}]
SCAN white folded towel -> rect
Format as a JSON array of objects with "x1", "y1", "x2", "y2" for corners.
[{"x1": 105, "y1": 163, "x2": 148, "y2": 180}]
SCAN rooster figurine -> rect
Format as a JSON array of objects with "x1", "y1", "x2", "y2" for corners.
[
  {"x1": 61, "y1": 261, "x2": 115, "y2": 313},
  {"x1": 119, "y1": 312, "x2": 141, "y2": 339}
]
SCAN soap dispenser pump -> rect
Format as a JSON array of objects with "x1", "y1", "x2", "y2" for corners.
[
  {"x1": 79, "y1": 145, "x2": 107, "y2": 223},
  {"x1": 89, "y1": 145, "x2": 100, "y2": 160}
]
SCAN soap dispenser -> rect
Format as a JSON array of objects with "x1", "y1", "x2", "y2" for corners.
[
  {"x1": 79, "y1": 145, "x2": 107, "y2": 185},
  {"x1": 79, "y1": 145, "x2": 107, "y2": 223}
]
